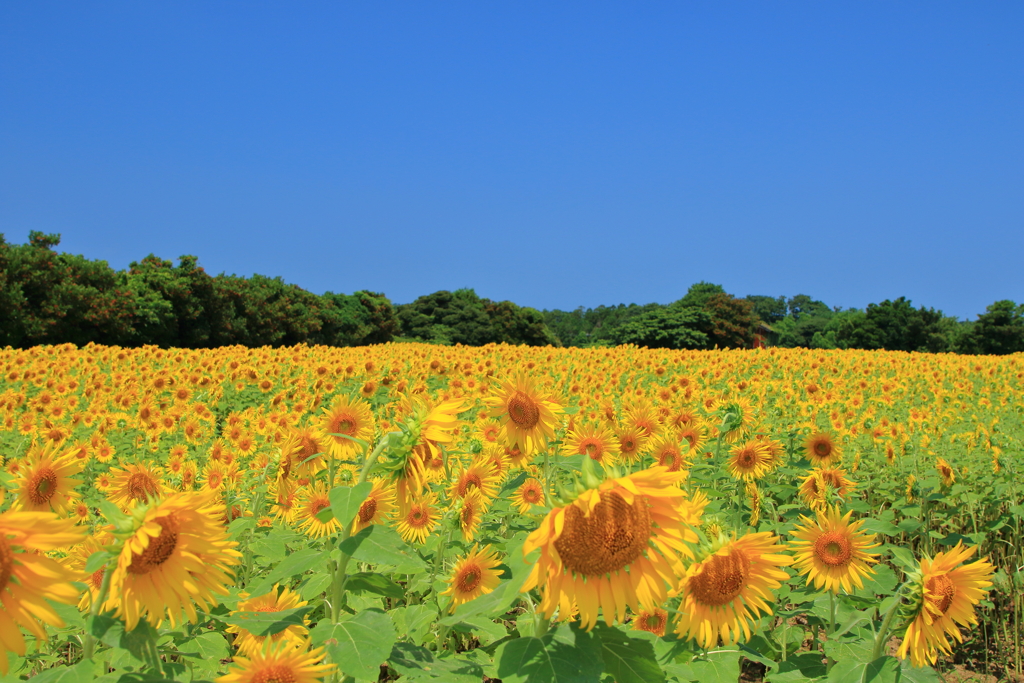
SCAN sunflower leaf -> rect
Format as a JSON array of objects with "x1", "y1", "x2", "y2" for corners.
[
  {"x1": 495, "y1": 623, "x2": 603, "y2": 683},
  {"x1": 311, "y1": 609, "x2": 395, "y2": 681},
  {"x1": 592, "y1": 624, "x2": 665, "y2": 683},
  {"x1": 328, "y1": 481, "x2": 373, "y2": 528},
  {"x1": 218, "y1": 605, "x2": 314, "y2": 637},
  {"x1": 345, "y1": 571, "x2": 405, "y2": 598},
  {"x1": 338, "y1": 524, "x2": 427, "y2": 573},
  {"x1": 388, "y1": 642, "x2": 484, "y2": 683}
]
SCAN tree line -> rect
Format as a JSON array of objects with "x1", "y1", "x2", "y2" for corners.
[{"x1": 1, "y1": 232, "x2": 1021, "y2": 354}]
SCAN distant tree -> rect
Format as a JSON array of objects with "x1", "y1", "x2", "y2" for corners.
[
  {"x1": 612, "y1": 305, "x2": 710, "y2": 350},
  {"x1": 398, "y1": 289, "x2": 557, "y2": 346},
  {"x1": 318, "y1": 291, "x2": 398, "y2": 346},
  {"x1": 746, "y1": 295, "x2": 788, "y2": 324},
  {"x1": 679, "y1": 282, "x2": 726, "y2": 309},
  {"x1": 959, "y1": 300, "x2": 1024, "y2": 355}
]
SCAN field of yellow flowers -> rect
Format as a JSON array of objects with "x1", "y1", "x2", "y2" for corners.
[{"x1": 0, "y1": 342, "x2": 1021, "y2": 683}]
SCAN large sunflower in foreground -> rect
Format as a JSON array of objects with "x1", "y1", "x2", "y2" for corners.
[
  {"x1": 315, "y1": 394, "x2": 374, "y2": 460},
  {"x1": 0, "y1": 511, "x2": 85, "y2": 673},
  {"x1": 789, "y1": 506, "x2": 879, "y2": 593},
  {"x1": 673, "y1": 532, "x2": 792, "y2": 648},
  {"x1": 218, "y1": 640, "x2": 334, "y2": 683},
  {"x1": 11, "y1": 442, "x2": 83, "y2": 515},
  {"x1": 522, "y1": 466, "x2": 701, "y2": 630},
  {"x1": 897, "y1": 543, "x2": 994, "y2": 668},
  {"x1": 104, "y1": 490, "x2": 242, "y2": 630},
  {"x1": 485, "y1": 374, "x2": 563, "y2": 457}
]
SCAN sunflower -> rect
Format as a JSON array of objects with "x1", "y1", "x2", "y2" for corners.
[
  {"x1": 396, "y1": 494, "x2": 439, "y2": 544},
  {"x1": 104, "y1": 490, "x2": 241, "y2": 631},
  {"x1": 804, "y1": 431, "x2": 842, "y2": 466},
  {"x1": 673, "y1": 532, "x2": 792, "y2": 648},
  {"x1": 727, "y1": 440, "x2": 774, "y2": 481},
  {"x1": 615, "y1": 426, "x2": 648, "y2": 464},
  {"x1": 562, "y1": 423, "x2": 620, "y2": 463},
  {"x1": 0, "y1": 511, "x2": 85, "y2": 673},
  {"x1": 650, "y1": 434, "x2": 688, "y2": 473},
  {"x1": 440, "y1": 544, "x2": 503, "y2": 613},
  {"x1": 936, "y1": 458, "x2": 956, "y2": 487},
  {"x1": 316, "y1": 394, "x2": 374, "y2": 460},
  {"x1": 709, "y1": 397, "x2": 756, "y2": 443},
  {"x1": 631, "y1": 607, "x2": 668, "y2": 637},
  {"x1": 798, "y1": 467, "x2": 856, "y2": 511},
  {"x1": 457, "y1": 489, "x2": 488, "y2": 542},
  {"x1": 485, "y1": 374, "x2": 563, "y2": 456},
  {"x1": 270, "y1": 478, "x2": 300, "y2": 523},
  {"x1": 352, "y1": 479, "x2": 396, "y2": 534},
  {"x1": 295, "y1": 483, "x2": 341, "y2": 539},
  {"x1": 512, "y1": 478, "x2": 545, "y2": 514},
  {"x1": 623, "y1": 400, "x2": 660, "y2": 438},
  {"x1": 226, "y1": 585, "x2": 310, "y2": 656},
  {"x1": 63, "y1": 530, "x2": 114, "y2": 611},
  {"x1": 677, "y1": 422, "x2": 707, "y2": 454},
  {"x1": 897, "y1": 543, "x2": 994, "y2": 668},
  {"x1": 450, "y1": 461, "x2": 501, "y2": 502},
  {"x1": 789, "y1": 506, "x2": 880, "y2": 593},
  {"x1": 218, "y1": 640, "x2": 335, "y2": 683},
  {"x1": 522, "y1": 466, "x2": 701, "y2": 630},
  {"x1": 106, "y1": 462, "x2": 169, "y2": 508},
  {"x1": 11, "y1": 442, "x2": 83, "y2": 515}
]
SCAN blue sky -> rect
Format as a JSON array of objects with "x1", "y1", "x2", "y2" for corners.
[{"x1": 1, "y1": 2, "x2": 1021, "y2": 320}]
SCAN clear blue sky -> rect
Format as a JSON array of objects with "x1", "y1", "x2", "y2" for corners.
[{"x1": 1, "y1": 3, "x2": 1021, "y2": 320}]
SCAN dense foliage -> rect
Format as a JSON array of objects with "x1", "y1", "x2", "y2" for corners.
[{"x1": 2, "y1": 233, "x2": 1022, "y2": 354}]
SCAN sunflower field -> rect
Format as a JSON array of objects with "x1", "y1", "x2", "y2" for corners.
[{"x1": 0, "y1": 342, "x2": 1021, "y2": 683}]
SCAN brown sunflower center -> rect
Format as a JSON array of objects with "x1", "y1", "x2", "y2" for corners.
[
  {"x1": 89, "y1": 567, "x2": 105, "y2": 590},
  {"x1": 458, "y1": 474, "x2": 483, "y2": 496},
  {"x1": 926, "y1": 573, "x2": 957, "y2": 614},
  {"x1": 408, "y1": 507, "x2": 430, "y2": 527},
  {"x1": 554, "y1": 492, "x2": 652, "y2": 577},
  {"x1": 0, "y1": 537, "x2": 14, "y2": 591},
  {"x1": 582, "y1": 440, "x2": 601, "y2": 458},
  {"x1": 507, "y1": 392, "x2": 540, "y2": 429},
  {"x1": 689, "y1": 550, "x2": 752, "y2": 607},
  {"x1": 735, "y1": 449, "x2": 757, "y2": 469},
  {"x1": 28, "y1": 466, "x2": 59, "y2": 505},
  {"x1": 522, "y1": 486, "x2": 542, "y2": 503},
  {"x1": 128, "y1": 514, "x2": 180, "y2": 575},
  {"x1": 334, "y1": 417, "x2": 355, "y2": 434},
  {"x1": 814, "y1": 441, "x2": 832, "y2": 457},
  {"x1": 460, "y1": 502, "x2": 477, "y2": 526},
  {"x1": 358, "y1": 497, "x2": 378, "y2": 523},
  {"x1": 310, "y1": 499, "x2": 329, "y2": 516},
  {"x1": 458, "y1": 565, "x2": 482, "y2": 592},
  {"x1": 251, "y1": 665, "x2": 297, "y2": 683},
  {"x1": 813, "y1": 532, "x2": 853, "y2": 566},
  {"x1": 644, "y1": 613, "x2": 664, "y2": 630},
  {"x1": 128, "y1": 472, "x2": 159, "y2": 502}
]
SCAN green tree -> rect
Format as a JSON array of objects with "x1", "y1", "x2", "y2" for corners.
[
  {"x1": 746, "y1": 295, "x2": 788, "y2": 324},
  {"x1": 611, "y1": 305, "x2": 710, "y2": 349},
  {"x1": 960, "y1": 300, "x2": 1024, "y2": 355}
]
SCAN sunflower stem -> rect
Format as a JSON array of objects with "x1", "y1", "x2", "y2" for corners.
[
  {"x1": 542, "y1": 450, "x2": 552, "y2": 507},
  {"x1": 826, "y1": 591, "x2": 837, "y2": 672},
  {"x1": 870, "y1": 593, "x2": 903, "y2": 662},
  {"x1": 82, "y1": 561, "x2": 114, "y2": 662}
]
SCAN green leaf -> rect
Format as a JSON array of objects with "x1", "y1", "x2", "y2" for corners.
[
  {"x1": 85, "y1": 550, "x2": 113, "y2": 574},
  {"x1": 860, "y1": 519, "x2": 901, "y2": 536},
  {"x1": 177, "y1": 631, "x2": 229, "y2": 664},
  {"x1": 860, "y1": 564, "x2": 898, "y2": 595},
  {"x1": 390, "y1": 604, "x2": 437, "y2": 643},
  {"x1": 898, "y1": 660, "x2": 943, "y2": 683},
  {"x1": 219, "y1": 606, "x2": 314, "y2": 636},
  {"x1": 298, "y1": 569, "x2": 333, "y2": 600},
  {"x1": 766, "y1": 652, "x2": 826, "y2": 682},
  {"x1": 827, "y1": 655, "x2": 900, "y2": 683},
  {"x1": 389, "y1": 642, "x2": 484, "y2": 683},
  {"x1": 329, "y1": 481, "x2": 373, "y2": 527},
  {"x1": 29, "y1": 661, "x2": 100, "y2": 683},
  {"x1": 345, "y1": 571, "x2": 405, "y2": 598},
  {"x1": 119, "y1": 620, "x2": 160, "y2": 663},
  {"x1": 248, "y1": 548, "x2": 325, "y2": 595},
  {"x1": 452, "y1": 615, "x2": 508, "y2": 645},
  {"x1": 886, "y1": 546, "x2": 917, "y2": 570},
  {"x1": 339, "y1": 524, "x2": 427, "y2": 573},
  {"x1": 592, "y1": 624, "x2": 665, "y2": 683},
  {"x1": 495, "y1": 623, "x2": 603, "y2": 683},
  {"x1": 440, "y1": 536, "x2": 536, "y2": 625},
  {"x1": 310, "y1": 609, "x2": 396, "y2": 681}
]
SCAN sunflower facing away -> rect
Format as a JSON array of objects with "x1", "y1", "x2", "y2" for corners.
[
  {"x1": 897, "y1": 543, "x2": 994, "y2": 668},
  {"x1": 11, "y1": 442, "x2": 83, "y2": 515},
  {"x1": 485, "y1": 374, "x2": 563, "y2": 457},
  {"x1": 440, "y1": 544, "x2": 503, "y2": 613},
  {"x1": 673, "y1": 532, "x2": 792, "y2": 648},
  {"x1": 789, "y1": 506, "x2": 880, "y2": 593},
  {"x1": 522, "y1": 466, "x2": 701, "y2": 630},
  {"x1": 218, "y1": 640, "x2": 335, "y2": 683},
  {"x1": 0, "y1": 511, "x2": 85, "y2": 673},
  {"x1": 226, "y1": 585, "x2": 310, "y2": 656},
  {"x1": 104, "y1": 490, "x2": 242, "y2": 630}
]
